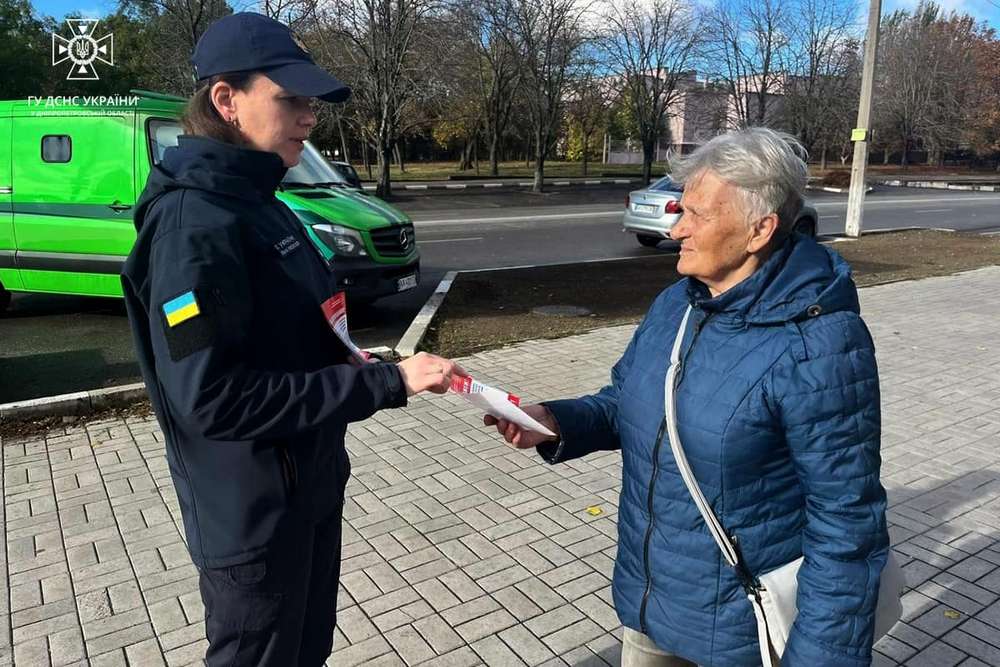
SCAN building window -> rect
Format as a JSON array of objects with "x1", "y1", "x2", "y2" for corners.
[{"x1": 41, "y1": 135, "x2": 72, "y2": 163}]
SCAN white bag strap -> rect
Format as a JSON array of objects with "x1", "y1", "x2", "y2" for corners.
[
  {"x1": 664, "y1": 305, "x2": 777, "y2": 667},
  {"x1": 664, "y1": 305, "x2": 739, "y2": 567}
]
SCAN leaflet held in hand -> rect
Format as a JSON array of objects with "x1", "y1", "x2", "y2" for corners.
[
  {"x1": 450, "y1": 375, "x2": 556, "y2": 436},
  {"x1": 321, "y1": 293, "x2": 373, "y2": 364}
]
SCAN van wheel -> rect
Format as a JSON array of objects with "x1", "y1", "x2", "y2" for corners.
[
  {"x1": 0, "y1": 285, "x2": 11, "y2": 314},
  {"x1": 637, "y1": 235, "x2": 661, "y2": 248}
]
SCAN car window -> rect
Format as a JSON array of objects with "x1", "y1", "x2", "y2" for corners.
[
  {"x1": 648, "y1": 176, "x2": 683, "y2": 193},
  {"x1": 147, "y1": 119, "x2": 183, "y2": 165}
]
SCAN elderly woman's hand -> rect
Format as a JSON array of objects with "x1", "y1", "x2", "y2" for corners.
[{"x1": 485, "y1": 404, "x2": 560, "y2": 449}]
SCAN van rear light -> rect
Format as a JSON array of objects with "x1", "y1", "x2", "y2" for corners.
[{"x1": 665, "y1": 200, "x2": 681, "y2": 214}]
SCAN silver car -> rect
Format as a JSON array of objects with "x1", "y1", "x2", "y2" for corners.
[
  {"x1": 623, "y1": 176, "x2": 685, "y2": 247},
  {"x1": 623, "y1": 176, "x2": 819, "y2": 246}
]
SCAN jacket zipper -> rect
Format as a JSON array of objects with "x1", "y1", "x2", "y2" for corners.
[
  {"x1": 639, "y1": 308, "x2": 711, "y2": 634},
  {"x1": 639, "y1": 419, "x2": 667, "y2": 633},
  {"x1": 278, "y1": 445, "x2": 298, "y2": 497}
]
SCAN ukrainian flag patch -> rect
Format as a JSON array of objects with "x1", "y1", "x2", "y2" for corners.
[{"x1": 163, "y1": 291, "x2": 201, "y2": 327}]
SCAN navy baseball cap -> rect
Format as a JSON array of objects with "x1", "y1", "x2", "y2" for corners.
[{"x1": 192, "y1": 12, "x2": 351, "y2": 103}]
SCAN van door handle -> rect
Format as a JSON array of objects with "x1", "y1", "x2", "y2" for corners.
[
  {"x1": 108, "y1": 202, "x2": 132, "y2": 213},
  {"x1": 0, "y1": 186, "x2": 11, "y2": 195}
]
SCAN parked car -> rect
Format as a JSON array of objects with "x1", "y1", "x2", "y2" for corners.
[
  {"x1": 0, "y1": 90, "x2": 419, "y2": 313},
  {"x1": 329, "y1": 160, "x2": 363, "y2": 190},
  {"x1": 623, "y1": 175, "x2": 818, "y2": 247}
]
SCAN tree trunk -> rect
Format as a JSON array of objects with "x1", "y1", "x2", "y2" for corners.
[
  {"x1": 533, "y1": 127, "x2": 545, "y2": 193},
  {"x1": 460, "y1": 139, "x2": 477, "y2": 171},
  {"x1": 882, "y1": 149, "x2": 890, "y2": 165},
  {"x1": 394, "y1": 141, "x2": 405, "y2": 173},
  {"x1": 376, "y1": 137, "x2": 392, "y2": 199},
  {"x1": 337, "y1": 115, "x2": 349, "y2": 163},
  {"x1": 363, "y1": 140, "x2": 372, "y2": 180},
  {"x1": 582, "y1": 133, "x2": 589, "y2": 177},
  {"x1": 820, "y1": 145, "x2": 828, "y2": 171},
  {"x1": 489, "y1": 132, "x2": 500, "y2": 176},
  {"x1": 642, "y1": 137, "x2": 655, "y2": 186}
]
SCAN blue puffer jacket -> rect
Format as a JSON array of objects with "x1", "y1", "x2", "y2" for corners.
[{"x1": 540, "y1": 234, "x2": 890, "y2": 666}]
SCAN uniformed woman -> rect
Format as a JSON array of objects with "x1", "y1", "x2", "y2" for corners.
[{"x1": 121, "y1": 12, "x2": 462, "y2": 666}]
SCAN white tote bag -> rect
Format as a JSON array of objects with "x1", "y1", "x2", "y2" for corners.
[{"x1": 663, "y1": 306, "x2": 904, "y2": 666}]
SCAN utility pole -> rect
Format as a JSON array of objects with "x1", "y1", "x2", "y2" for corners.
[{"x1": 845, "y1": 0, "x2": 883, "y2": 238}]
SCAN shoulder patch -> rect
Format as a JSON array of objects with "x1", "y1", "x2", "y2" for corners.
[
  {"x1": 163, "y1": 290, "x2": 201, "y2": 327},
  {"x1": 160, "y1": 289, "x2": 215, "y2": 361}
]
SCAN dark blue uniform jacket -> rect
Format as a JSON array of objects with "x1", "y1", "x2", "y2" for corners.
[{"x1": 122, "y1": 135, "x2": 406, "y2": 568}]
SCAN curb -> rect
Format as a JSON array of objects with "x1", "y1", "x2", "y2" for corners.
[
  {"x1": 361, "y1": 178, "x2": 637, "y2": 192},
  {"x1": 0, "y1": 382, "x2": 148, "y2": 421},
  {"x1": 876, "y1": 180, "x2": 999, "y2": 192},
  {"x1": 395, "y1": 271, "x2": 459, "y2": 358},
  {"x1": 806, "y1": 185, "x2": 875, "y2": 194},
  {"x1": 0, "y1": 346, "x2": 403, "y2": 422}
]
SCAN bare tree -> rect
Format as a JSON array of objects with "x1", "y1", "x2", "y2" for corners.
[
  {"x1": 781, "y1": 0, "x2": 861, "y2": 168},
  {"x1": 497, "y1": 0, "x2": 588, "y2": 192},
  {"x1": 118, "y1": 0, "x2": 231, "y2": 93},
  {"x1": 456, "y1": 0, "x2": 523, "y2": 175},
  {"x1": 564, "y1": 56, "x2": 613, "y2": 176},
  {"x1": 873, "y1": 1, "x2": 979, "y2": 166},
  {"x1": 601, "y1": 0, "x2": 699, "y2": 185},
  {"x1": 319, "y1": 0, "x2": 440, "y2": 197},
  {"x1": 705, "y1": 0, "x2": 791, "y2": 127}
]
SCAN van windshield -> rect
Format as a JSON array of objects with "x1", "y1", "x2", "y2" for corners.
[
  {"x1": 146, "y1": 119, "x2": 348, "y2": 186},
  {"x1": 284, "y1": 141, "x2": 349, "y2": 186}
]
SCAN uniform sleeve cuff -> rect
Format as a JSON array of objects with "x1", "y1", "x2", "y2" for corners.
[{"x1": 373, "y1": 362, "x2": 408, "y2": 409}]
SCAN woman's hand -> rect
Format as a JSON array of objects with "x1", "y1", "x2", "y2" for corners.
[
  {"x1": 396, "y1": 353, "x2": 465, "y2": 396},
  {"x1": 485, "y1": 404, "x2": 560, "y2": 449}
]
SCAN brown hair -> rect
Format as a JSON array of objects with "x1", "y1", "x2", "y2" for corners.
[{"x1": 182, "y1": 72, "x2": 259, "y2": 144}]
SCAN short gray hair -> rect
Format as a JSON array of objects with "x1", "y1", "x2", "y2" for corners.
[{"x1": 672, "y1": 127, "x2": 808, "y2": 234}]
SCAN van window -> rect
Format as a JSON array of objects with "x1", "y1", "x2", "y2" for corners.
[
  {"x1": 147, "y1": 119, "x2": 183, "y2": 164},
  {"x1": 42, "y1": 135, "x2": 72, "y2": 163}
]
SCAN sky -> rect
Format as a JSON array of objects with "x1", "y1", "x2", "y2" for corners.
[{"x1": 32, "y1": 0, "x2": 999, "y2": 30}]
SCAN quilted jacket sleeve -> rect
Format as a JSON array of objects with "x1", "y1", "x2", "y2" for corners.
[
  {"x1": 536, "y1": 297, "x2": 662, "y2": 464},
  {"x1": 774, "y1": 313, "x2": 890, "y2": 667}
]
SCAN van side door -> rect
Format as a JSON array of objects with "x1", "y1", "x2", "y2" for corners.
[
  {"x1": 0, "y1": 114, "x2": 19, "y2": 293},
  {"x1": 11, "y1": 111, "x2": 136, "y2": 297}
]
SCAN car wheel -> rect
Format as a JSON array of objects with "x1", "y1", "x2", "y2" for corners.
[
  {"x1": 794, "y1": 217, "x2": 817, "y2": 238},
  {"x1": 637, "y1": 235, "x2": 661, "y2": 248}
]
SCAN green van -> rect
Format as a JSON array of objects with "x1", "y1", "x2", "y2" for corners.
[{"x1": 0, "y1": 90, "x2": 419, "y2": 313}]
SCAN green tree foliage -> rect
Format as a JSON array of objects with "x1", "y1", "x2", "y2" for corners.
[{"x1": 0, "y1": 0, "x2": 56, "y2": 98}]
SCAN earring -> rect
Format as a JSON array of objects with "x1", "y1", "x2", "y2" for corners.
[{"x1": 228, "y1": 116, "x2": 241, "y2": 129}]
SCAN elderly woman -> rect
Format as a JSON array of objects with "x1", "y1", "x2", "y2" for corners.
[{"x1": 487, "y1": 127, "x2": 890, "y2": 666}]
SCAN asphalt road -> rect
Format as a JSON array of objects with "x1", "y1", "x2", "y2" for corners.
[{"x1": 2, "y1": 185, "x2": 998, "y2": 403}]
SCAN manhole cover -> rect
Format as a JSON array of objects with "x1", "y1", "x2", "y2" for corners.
[{"x1": 531, "y1": 305, "x2": 591, "y2": 317}]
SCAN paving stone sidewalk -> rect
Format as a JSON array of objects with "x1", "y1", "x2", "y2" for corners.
[{"x1": 2, "y1": 267, "x2": 999, "y2": 667}]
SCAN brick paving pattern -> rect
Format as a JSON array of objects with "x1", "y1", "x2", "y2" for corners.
[{"x1": 2, "y1": 266, "x2": 999, "y2": 666}]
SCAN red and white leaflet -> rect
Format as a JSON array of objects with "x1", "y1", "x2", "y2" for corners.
[
  {"x1": 321, "y1": 293, "x2": 373, "y2": 364},
  {"x1": 450, "y1": 375, "x2": 556, "y2": 437}
]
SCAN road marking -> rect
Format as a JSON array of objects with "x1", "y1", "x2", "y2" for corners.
[
  {"x1": 419, "y1": 237, "x2": 484, "y2": 244},
  {"x1": 412, "y1": 210, "x2": 623, "y2": 226},
  {"x1": 813, "y1": 195, "x2": 1000, "y2": 207},
  {"x1": 914, "y1": 209, "x2": 951, "y2": 213}
]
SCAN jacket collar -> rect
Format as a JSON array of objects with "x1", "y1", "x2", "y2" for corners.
[
  {"x1": 164, "y1": 135, "x2": 287, "y2": 202},
  {"x1": 686, "y1": 234, "x2": 859, "y2": 324}
]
